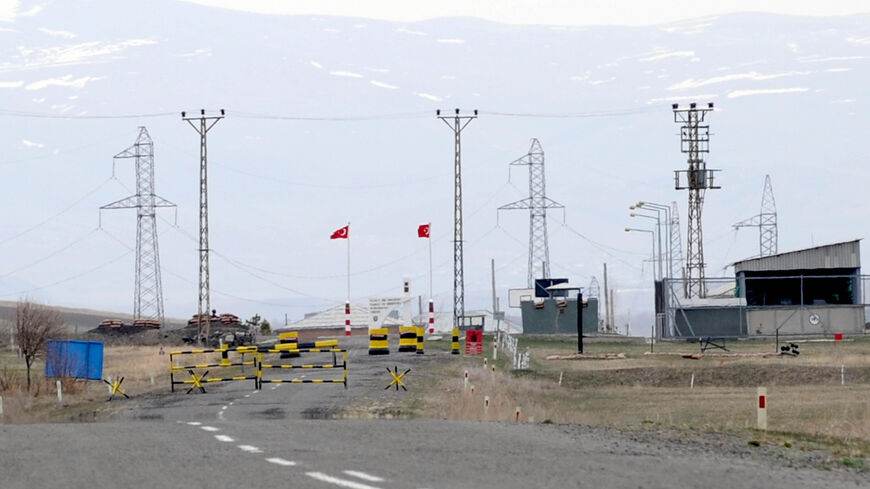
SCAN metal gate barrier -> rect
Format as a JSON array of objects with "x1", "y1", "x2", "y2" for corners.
[
  {"x1": 169, "y1": 345, "x2": 259, "y2": 393},
  {"x1": 258, "y1": 347, "x2": 347, "y2": 389}
]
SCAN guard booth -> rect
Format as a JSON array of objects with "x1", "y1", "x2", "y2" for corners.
[{"x1": 459, "y1": 314, "x2": 485, "y2": 355}]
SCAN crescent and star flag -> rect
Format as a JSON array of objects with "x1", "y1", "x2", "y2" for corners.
[
  {"x1": 330, "y1": 225, "x2": 349, "y2": 239},
  {"x1": 418, "y1": 224, "x2": 430, "y2": 238}
]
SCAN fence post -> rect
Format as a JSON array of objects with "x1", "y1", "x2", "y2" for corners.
[{"x1": 56, "y1": 380, "x2": 63, "y2": 405}]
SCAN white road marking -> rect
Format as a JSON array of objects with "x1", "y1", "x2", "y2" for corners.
[
  {"x1": 229, "y1": 402, "x2": 234, "y2": 405},
  {"x1": 217, "y1": 410, "x2": 225, "y2": 421},
  {"x1": 266, "y1": 457, "x2": 296, "y2": 466},
  {"x1": 186, "y1": 421, "x2": 201, "y2": 426},
  {"x1": 343, "y1": 471, "x2": 385, "y2": 482},
  {"x1": 201, "y1": 426, "x2": 220, "y2": 432},
  {"x1": 215, "y1": 434, "x2": 234, "y2": 442},
  {"x1": 306, "y1": 472, "x2": 382, "y2": 489},
  {"x1": 221, "y1": 406, "x2": 228, "y2": 410},
  {"x1": 244, "y1": 394, "x2": 250, "y2": 398},
  {"x1": 238, "y1": 445, "x2": 263, "y2": 454},
  {"x1": 271, "y1": 386, "x2": 277, "y2": 390}
]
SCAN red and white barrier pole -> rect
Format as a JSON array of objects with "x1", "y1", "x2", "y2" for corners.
[
  {"x1": 757, "y1": 387, "x2": 767, "y2": 430},
  {"x1": 428, "y1": 299, "x2": 434, "y2": 334},
  {"x1": 345, "y1": 301, "x2": 351, "y2": 336}
]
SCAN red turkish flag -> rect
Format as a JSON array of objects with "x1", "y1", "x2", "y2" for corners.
[
  {"x1": 418, "y1": 224, "x2": 430, "y2": 238},
  {"x1": 330, "y1": 225, "x2": 349, "y2": 239}
]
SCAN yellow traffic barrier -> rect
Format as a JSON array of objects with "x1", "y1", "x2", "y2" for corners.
[
  {"x1": 416, "y1": 327, "x2": 424, "y2": 355},
  {"x1": 258, "y1": 348, "x2": 347, "y2": 389},
  {"x1": 369, "y1": 328, "x2": 390, "y2": 355},
  {"x1": 451, "y1": 327, "x2": 460, "y2": 355},
  {"x1": 169, "y1": 346, "x2": 259, "y2": 393},
  {"x1": 278, "y1": 331, "x2": 299, "y2": 358},
  {"x1": 398, "y1": 326, "x2": 417, "y2": 352}
]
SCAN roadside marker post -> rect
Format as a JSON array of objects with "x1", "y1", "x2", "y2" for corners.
[
  {"x1": 463, "y1": 370, "x2": 469, "y2": 391},
  {"x1": 56, "y1": 380, "x2": 62, "y2": 405},
  {"x1": 484, "y1": 395, "x2": 490, "y2": 418},
  {"x1": 841, "y1": 365, "x2": 845, "y2": 385},
  {"x1": 470, "y1": 385, "x2": 475, "y2": 395},
  {"x1": 515, "y1": 406, "x2": 521, "y2": 423},
  {"x1": 484, "y1": 357, "x2": 488, "y2": 368},
  {"x1": 757, "y1": 387, "x2": 768, "y2": 430}
]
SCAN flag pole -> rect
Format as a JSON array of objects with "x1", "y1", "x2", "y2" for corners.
[
  {"x1": 346, "y1": 221, "x2": 351, "y2": 301},
  {"x1": 428, "y1": 222, "x2": 433, "y2": 301}
]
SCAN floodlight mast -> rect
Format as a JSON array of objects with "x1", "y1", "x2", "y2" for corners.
[{"x1": 672, "y1": 102, "x2": 719, "y2": 299}]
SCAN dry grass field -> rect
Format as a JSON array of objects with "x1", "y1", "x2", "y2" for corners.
[
  {"x1": 0, "y1": 345, "x2": 171, "y2": 423},
  {"x1": 418, "y1": 335, "x2": 870, "y2": 459}
]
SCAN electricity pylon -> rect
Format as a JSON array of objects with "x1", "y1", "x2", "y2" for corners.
[
  {"x1": 183, "y1": 109, "x2": 224, "y2": 343},
  {"x1": 733, "y1": 174, "x2": 778, "y2": 256},
  {"x1": 669, "y1": 201, "x2": 684, "y2": 284},
  {"x1": 498, "y1": 139, "x2": 564, "y2": 288},
  {"x1": 673, "y1": 103, "x2": 720, "y2": 298},
  {"x1": 437, "y1": 108, "x2": 477, "y2": 330},
  {"x1": 100, "y1": 127, "x2": 175, "y2": 327}
]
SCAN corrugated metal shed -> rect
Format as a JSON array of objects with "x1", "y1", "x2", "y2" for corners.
[{"x1": 734, "y1": 240, "x2": 861, "y2": 273}]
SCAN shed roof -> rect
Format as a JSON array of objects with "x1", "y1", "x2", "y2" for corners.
[{"x1": 734, "y1": 239, "x2": 861, "y2": 273}]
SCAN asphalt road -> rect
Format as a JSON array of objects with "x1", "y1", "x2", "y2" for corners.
[{"x1": 1, "y1": 336, "x2": 866, "y2": 489}]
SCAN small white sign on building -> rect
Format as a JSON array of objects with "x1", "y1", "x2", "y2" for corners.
[{"x1": 508, "y1": 288, "x2": 535, "y2": 308}]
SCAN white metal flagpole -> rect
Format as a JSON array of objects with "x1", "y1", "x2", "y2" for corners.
[
  {"x1": 347, "y1": 222, "x2": 351, "y2": 300},
  {"x1": 428, "y1": 222, "x2": 433, "y2": 301}
]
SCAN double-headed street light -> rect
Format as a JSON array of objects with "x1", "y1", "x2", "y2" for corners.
[{"x1": 633, "y1": 201, "x2": 674, "y2": 282}]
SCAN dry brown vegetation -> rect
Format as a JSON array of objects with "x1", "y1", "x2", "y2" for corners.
[
  {"x1": 418, "y1": 335, "x2": 870, "y2": 450},
  {"x1": 0, "y1": 345, "x2": 171, "y2": 423}
]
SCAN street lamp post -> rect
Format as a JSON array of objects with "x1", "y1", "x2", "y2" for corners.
[
  {"x1": 625, "y1": 227, "x2": 656, "y2": 279},
  {"x1": 629, "y1": 212, "x2": 662, "y2": 282},
  {"x1": 636, "y1": 201, "x2": 673, "y2": 282}
]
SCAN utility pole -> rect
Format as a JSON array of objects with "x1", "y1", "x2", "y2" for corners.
[
  {"x1": 670, "y1": 201, "x2": 684, "y2": 287},
  {"x1": 733, "y1": 174, "x2": 778, "y2": 257},
  {"x1": 100, "y1": 127, "x2": 175, "y2": 328},
  {"x1": 673, "y1": 102, "x2": 719, "y2": 298},
  {"x1": 182, "y1": 109, "x2": 224, "y2": 344},
  {"x1": 588, "y1": 276, "x2": 601, "y2": 332},
  {"x1": 603, "y1": 263, "x2": 610, "y2": 332},
  {"x1": 437, "y1": 108, "x2": 477, "y2": 330},
  {"x1": 498, "y1": 139, "x2": 564, "y2": 288}
]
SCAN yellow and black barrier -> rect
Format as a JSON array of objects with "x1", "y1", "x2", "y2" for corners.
[
  {"x1": 416, "y1": 326, "x2": 424, "y2": 355},
  {"x1": 398, "y1": 326, "x2": 417, "y2": 352},
  {"x1": 451, "y1": 327, "x2": 460, "y2": 355},
  {"x1": 278, "y1": 331, "x2": 299, "y2": 358},
  {"x1": 258, "y1": 348, "x2": 347, "y2": 389},
  {"x1": 369, "y1": 328, "x2": 390, "y2": 355},
  {"x1": 170, "y1": 345, "x2": 259, "y2": 393}
]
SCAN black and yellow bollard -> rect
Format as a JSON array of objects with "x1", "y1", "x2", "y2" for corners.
[
  {"x1": 369, "y1": 328, "x2": 390, "y2": 355},
  {"x1": 220, "y1": 344, "x2": 230, "y2": 366},
  {"x1": 398, "y1": 326, "x2": 417, "y2": 352},
  {"x1": 451, "y1": 327, "x2": 460, "y2": 355},
  {"x1": 416, "y1": 326, "x2": 424, "y2": 355},
  {"x1": 278, "y1": 331, "x2": 299, "y2": 359}
]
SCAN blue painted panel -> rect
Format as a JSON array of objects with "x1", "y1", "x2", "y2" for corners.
[{"x1": 45, "y1": 339, "x2": 104, "y2": 380}]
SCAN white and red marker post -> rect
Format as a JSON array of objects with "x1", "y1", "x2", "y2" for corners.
[
  {"x1": 345, "y1": 301, "x2": 351, "y2": 336},
  {"x1": 428, "y1": 299, "x2": 435, "y2": 334},
  {"x1": 757, "y1": 387, "x2": 767, "y2": 430}
]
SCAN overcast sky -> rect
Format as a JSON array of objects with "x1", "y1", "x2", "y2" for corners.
[{"x1": 173, "y1": 0, "x2": 870, "y2": 26}]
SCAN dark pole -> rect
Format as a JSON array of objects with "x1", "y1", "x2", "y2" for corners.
[{"x1": 577, "y1": 291, "x2": 584, "y2": 354}]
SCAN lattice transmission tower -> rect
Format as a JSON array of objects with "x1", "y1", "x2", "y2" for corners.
[
  {"x1": 183, "y1": 109, "x2": 224, "y2": 343},
  {"x1": 437, "y1": 108, "x2": 476, "y2": 330},
  {"x1": 498, "y1": 139, "x2": 564, "y2": 288},
  {"x1": 101, "y1": 127, "x2": 176, "y2": 327},
  {"x1": 673, "y1": 103, "x2": 720, "y2": 298},
  {"x1": 733, "y1": 174, "x2": 778, "y2": 257}
]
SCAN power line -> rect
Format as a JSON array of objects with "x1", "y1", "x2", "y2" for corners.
[
  {"x1": 231, "y1": 110, "x2": 430, "y2": 121},
  {"x1": 0, "y1": 228, "x2": 99, "y2": 279},
  {"x1": 0, "y1": 176, "x2": 115, "y2": 247},
  {"x1": 0, "y1": 109, "x2": 175, "y2": 120}
]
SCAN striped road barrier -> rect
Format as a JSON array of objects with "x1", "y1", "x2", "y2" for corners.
[
  {"x1": 169, "y1": 346, "x2": 259, "y2": 393},
  {"x1": 369, "y1": 328, "x2": 390, "y2": 355},
  {"x1": 278, "y1": 331, "x2": 299, "y2": 358},
  {"x1": 416, "y1": 326, "x2": 424, "y2": 355},
  {"x1": 398, "y1": 326, "x2": 418, "y2": 352},
  {"x1": 258, "y1": 348, "x2": 347, "y2": 389},
  {"x1": 451, "y1": 327, "x2": 460, "y2": 355}
]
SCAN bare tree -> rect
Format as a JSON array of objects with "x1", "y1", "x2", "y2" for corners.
[{"x1": 15, "y1": 300, "x2": 64, "y2": 392}]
